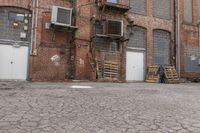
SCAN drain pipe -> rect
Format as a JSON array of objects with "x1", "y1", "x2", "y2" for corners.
[
  {"x1": 176, "y1": 0, "x2": 181, "y2": 77},
  {"x1": 30, "y1": 0, "x2": 35, "y2": 54},
  {"x1": 34, "y1": 0, "x2": 39, "y2": 54},
  {"x1": 198, "y1": 23, "x2": 200, "y2": 66}
]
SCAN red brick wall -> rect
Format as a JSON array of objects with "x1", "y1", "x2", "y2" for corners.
[
  {"x1": 29, "y1": 0, "x2": 73, "y2": 81},
  {"x1": 0, "y1": 0, "x2": 181, "y2": 81},
  {"x1": 74, "y1": 0, "x2": 93, "y2": 80},
  {"x1": 126, "y1": 0, "x2": 175, "y2": 67},
  {"x1": 179, "y1": 0, "x2": 200, "y2": 78}
]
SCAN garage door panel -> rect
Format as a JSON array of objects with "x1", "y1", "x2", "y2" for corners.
[
  {"x1": 153, "y1": 30, "x2": 170, "y2": 65},
  {"x1": 0, "y1": 45, "x2": 13, "y2": 79}
]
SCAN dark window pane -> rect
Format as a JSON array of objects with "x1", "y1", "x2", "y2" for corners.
[{"x1": 107, "y1": 20, "x2": 122, "y2": 36}]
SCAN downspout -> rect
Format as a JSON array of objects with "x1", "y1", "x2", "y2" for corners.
[
  {"x1": 198, "y1": 23, "x2": 200, "y2": 67},
  {"x1": 72, "y1": 0, "x2": 77, "y2": 79},
  {"x1": 34, "y1": 0, "x2": 39, "y2": 53},
  {"x1": 30, "y1": 0, "x2": 35, "y2": 54},
  {"x1": 176, "y1": 0, "x2": 181, "y2": 77}
]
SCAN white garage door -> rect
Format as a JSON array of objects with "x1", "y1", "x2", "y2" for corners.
[
  {"x1": 126, "y1": 51, "x2": 145, "y2": 81},
  {"x1": 0, "y1": 44, "x2": 29, "y2": 80}
]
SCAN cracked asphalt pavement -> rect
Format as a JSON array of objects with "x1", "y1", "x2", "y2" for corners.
[{"x1": 0, "y1": 81, "x2": 200, "y2": 133}]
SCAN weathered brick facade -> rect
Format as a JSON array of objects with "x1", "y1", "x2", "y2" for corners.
[
  {"x1": 125, "y1": 0, "x2": 175, "y2": 78},
  {"x1": 0, "y1": 0, "x2": 74, "y2": 81},
  {"x1": 178, "y1": 0, "x2": 200, "y2": 78},
  {"x1": 1, "y1": 0, "x2": 199, "y2": 81},
  {"x1": 0, "y1": 0, "x2": 176, "y2": 81}
]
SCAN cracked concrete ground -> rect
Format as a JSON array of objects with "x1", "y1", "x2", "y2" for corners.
[{"x1": 0, "y1": 81, "x2": 200, "y2": 133}]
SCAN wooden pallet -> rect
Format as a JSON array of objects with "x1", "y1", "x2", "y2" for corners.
[
  {"x1": 146, "y1": 75, "x2": 160, "y2": 83},
  {"x1": 164, "y1": 65, "x2": 179, "y2": 83},
  {"x1": 146, "y1": 65, "x2": 160, "y2": 83},
  {"x1": 103, "y1": 61, "x2": 119, "y2": 79},
  {"x1": 96, "y1": 60, "x2": 103, "y2": 79}
]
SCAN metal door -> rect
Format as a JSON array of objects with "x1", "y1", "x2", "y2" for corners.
[
  {"x1": 126, "y1": 51, "x2": 145, "y2": 81},
  {"x1": 0, "y1": 45, "x2": 13, "y2": 79},
  {"x1": 0, "y1": 44, "x2": 28, "y2": 80}
]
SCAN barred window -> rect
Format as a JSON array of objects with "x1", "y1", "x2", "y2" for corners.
[
  {"x1": 130, "y1": 0, "x2": 147, "y2": 15},
  {"x1": 153, "y1": 0, "x2": 171, "y2": 19}
]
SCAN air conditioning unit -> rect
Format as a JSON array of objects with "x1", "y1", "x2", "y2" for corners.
[
  {"x1": 106, "y1": 20, "x2": 123, "y2": 37},
  {"x1": 51, "y1": 6, "x2": 72, "y2": 27},
  {"x1": 106, "y1": 0, "x2": 118, "y2": 4}
]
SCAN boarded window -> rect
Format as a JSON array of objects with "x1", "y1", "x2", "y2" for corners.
[
  {"x1": 130, "y1": 0, "x2": 146, "y2": 15},
  {"x1": 153, "y1": 30, "x2": 171, "y2": 65},
  {"x1": 153, "y1": 0, "x2": 171, "y2": 19},
  {"x1": 184, "y1": 0, "x2": 193, "y2": 23},
  {"x1": 127, "y1": 26, "x2": 147, "y2": 49}
]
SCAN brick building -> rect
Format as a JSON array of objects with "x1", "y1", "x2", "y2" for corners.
[
  {"x1": 125, "y1": 0, "x2": 175, "y2": 81},
  {"x1": 177, "y1": 0, "x2": 200, "y2": 79},
  {"x1": 0, "y1": 0, "x2": 198, "y2": 82}
]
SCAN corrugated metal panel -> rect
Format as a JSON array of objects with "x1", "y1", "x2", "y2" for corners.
[
  {"x1": 130, "y1": 0, "x2": 146, "y2": 15},
  {"x1": 153, "y1": 0, "x2": 171, "y2": 19},
  {"x1": 153, "y1": 30, "x2": 170, "y2": 65},
  {"x1": 184, "y1": 48, "x2": 200, "y2": 72},
  {"x1": 184, "y1": 0, "x2": 193, "y2": 23},
  {"x1": 127, "y1": 26, "x2": 146, "y2": 49}
]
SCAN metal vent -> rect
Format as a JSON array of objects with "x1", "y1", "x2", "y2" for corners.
[
  {"x1": 107, "y1": 20, "x2": 123, "y2": 36},
  {"x1": 51, "y1": 6, "x2": 72, "y2": 26},
  {"x1": 106, "y1": 0, "x2": 118, "y2": 4},
  {"x1": 57, "y1": 8, "x2": 71, "y2": 24}
]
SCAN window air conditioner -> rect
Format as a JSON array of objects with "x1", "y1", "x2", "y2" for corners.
[
  {"x1": 106, "y1": 20, "x2": 123, "y2": 37},
  {"x1": 106, "y1": 0, "x2": 118, "y2": 4},
  {"x1": 51, "y1": 6, "x2": 72, "y2": 27}
]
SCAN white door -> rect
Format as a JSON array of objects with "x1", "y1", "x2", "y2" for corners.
[
  {"x1": 126, "y1": 51, "x2": 145, "y2": 81},
  {"x1": 0, "y1": 45, "x2": 13, "y2": 79},
  {"x1": 0, "y1": 44, "x2": 28, "y2": 80}
]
